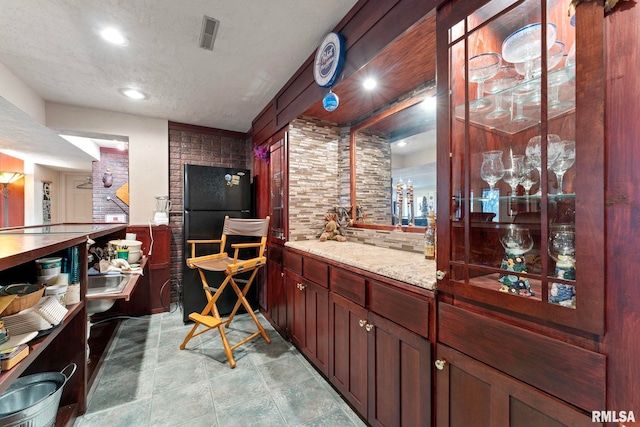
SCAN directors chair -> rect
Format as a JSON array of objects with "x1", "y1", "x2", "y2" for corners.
[{"x1": 179, "y1": 216, "x2": 271, "y2": 368}]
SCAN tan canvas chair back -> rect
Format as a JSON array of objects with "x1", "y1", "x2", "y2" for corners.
[{"x1": 223, "y1": 217, "x2": 269, "y2": 237}]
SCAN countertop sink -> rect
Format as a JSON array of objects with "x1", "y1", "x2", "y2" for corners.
[{"x1": 87, "y1": 274, "x2": 130, "y2": 295}]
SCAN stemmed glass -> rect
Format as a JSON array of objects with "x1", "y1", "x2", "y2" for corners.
[
  {"x1": 466, "y1": 52, "x2": 502, "y2": 112},
  {"x1": 480, "y1": 150, "x2": 505, "y2": 190},
  {"x1": 483, "y1": 65, "x2": 519, "y2": 120},
  {"x1": 549, "y1": 140, "x2": 576, "y2": 194},
  {"x1": 502, "y1": 23, "x2": 557, "y2": 81},
  {"x1": 503, "y1": 154, "x2": 526, "y2": 195},
  {"x1": 520, "y1": 159, "x2": 538, "y2": 196},
  {"x1": 548, "y1": 225, "x2": 576, "y2": 307},
  {"x1": 525, "y1": 134, "x2": 562, "y2": 195},
  {"x1": 498, "y1": 225, "x2": 535, "y2": 296},
  {"x1": 514, "y1": 41, "x2": 566, "y2": 108}
]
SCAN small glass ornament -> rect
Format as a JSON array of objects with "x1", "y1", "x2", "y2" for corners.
[{"x1": 323, "y1": 90, "x2": 339, "y2": 112}]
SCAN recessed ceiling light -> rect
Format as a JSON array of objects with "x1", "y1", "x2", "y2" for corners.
[
  {"x1": 363, "y1": 78, "x2": 377, "y2": 90},
  {"x1": 421, "y1": 96, "x2": 437, "y2": 111},
  {"x1": 119, "y1": 88, "x2": 147, "y2": 100},
  {"x1": 397, "y1": 141, "x2": 407, "y2": 147},
  {"x1": 100, "y1": 28, "x2": 129, "y2": 46}
]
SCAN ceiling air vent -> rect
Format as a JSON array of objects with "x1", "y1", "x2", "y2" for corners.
[{"x1": 199, "y1": 15, "x2": 219, "y2": 51}]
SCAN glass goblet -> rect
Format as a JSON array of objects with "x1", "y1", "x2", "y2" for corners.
[
  {"x1": 498, "y1": 225, "x2": 535, "y2": 296},
  {"x1": 548, "y1": 226, "x2": 576, "y2": 307},
  {"x1": 549, "y1": 140, "x2": 576, "y2": 195},
  {"x1": 466, "y1": 52, "x2": 502, "y2": 112},
  {"x1": 483, "y1": 65, "x2": 518, "y2": 120},
  {"x1": 520, "y1": 159, "x2": 539, "y2": 196},
  {"x1": 480, "y1": 150, "x2": 505, "y2": 190},
  {"x1": 525, "y1": 134, "x2": 562, "y2": 195},
  {"x1": 503, "y1": 154, "x2": 526, "y2": 195}
]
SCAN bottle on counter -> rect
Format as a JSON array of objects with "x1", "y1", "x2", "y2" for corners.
[{"x1": 424, "y1": 210, "x2": 436, "y2": 260}]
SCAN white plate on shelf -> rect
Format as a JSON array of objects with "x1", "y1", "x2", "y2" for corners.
[{"x1": 0, "y1": 331, "x2": 38, "y2": 352}]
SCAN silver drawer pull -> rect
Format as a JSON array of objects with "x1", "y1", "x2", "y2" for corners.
[
  {"x1": 434, "y1": 359, "x2": 446, "y2": 370},
  {"x1": 359, "y1": 319, "x2": 366, "y2": 328},
  {"x1": 365, "y1": 323, "x2": 374, "y2": 332},
  {"x1": 436, "y1": 270, "x2": 446, "y2": 280}
]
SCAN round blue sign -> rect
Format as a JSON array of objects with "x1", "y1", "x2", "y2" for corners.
[
  {"x1": 314, "y1": 32, "x2": 346, "y2": 88},
  {"x1": 323, "y1": 91, "x2": 339, "y2": 112}
]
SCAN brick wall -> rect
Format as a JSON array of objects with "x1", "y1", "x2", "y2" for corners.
[
  {"x1": 168, "y1": 126, "x2": 251, "y2": 287},
  {"x1": 92, "y1": 149, "x2": 129, "y2": 222}
]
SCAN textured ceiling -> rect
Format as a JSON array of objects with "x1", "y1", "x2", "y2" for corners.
[{"x1": 0, "y1": 0, "x2": 357, "y2": 134}]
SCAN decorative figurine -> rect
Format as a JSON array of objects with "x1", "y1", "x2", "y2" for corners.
[{"x1": 319, "y1": 213, "x2": 347, "y2": 242}]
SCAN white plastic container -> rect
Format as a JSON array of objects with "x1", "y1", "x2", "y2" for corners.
[
  {"x1": 35, "y1": 257, "x2": 62, "y2": 277},
  {"x1": 44, "y1": 284, "x2": 67, "y2": 306}
]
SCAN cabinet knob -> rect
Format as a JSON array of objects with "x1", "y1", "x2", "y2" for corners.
[
  {"x1": 359, "y1": 319, "x2": 366, "y2": 328},
  {"x1": 365, "y1": 323, "x2": 374, "y2": 332},
  {"x1": 281, "y1": 272, "x2": 284, "y2": 277},
  {"x1": 436, "y1": 270, "x2": 446, "y2": 280},
  {"x1": 434, "y1": 359, "x2": 446, "y2": 370},
  {"x1": 297, "y1": 283, "x2": 306, "y2": 291}
]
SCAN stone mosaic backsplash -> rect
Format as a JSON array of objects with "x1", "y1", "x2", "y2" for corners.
[{"x1": 288, "y1": 116, "x2": 423, "y2": 254}]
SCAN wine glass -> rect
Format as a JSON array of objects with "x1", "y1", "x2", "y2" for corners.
[
  {"x1": 483, "y1": 65, "x2": 518, "y2": 120},
  {"x1": 480, "y1": 150, "x2": 505, "y2": 190},
  {"x1": 525, "y1": 134, "x2": 562, "y2": 195},
  {"x1": 549, "y1": 140, "x2": 576, "y2": 194},
  {"x1": 466, "y1": 52, "x2": 502, "y2": 111},
  {"x1": 501, "y1": 225, "x2": 534, "y2": 256},
  {"x1": 520, "y1": 159, "x2": 538, "y2": 196},
  {"x1": 503, "y1": 154, "x2": 526, "y2": 195}
]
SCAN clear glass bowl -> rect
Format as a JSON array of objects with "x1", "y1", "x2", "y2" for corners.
[{"x1": 502, "y1": 22, "x2": 557, "y2": 64}]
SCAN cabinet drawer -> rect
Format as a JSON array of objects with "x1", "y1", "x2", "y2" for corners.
[
  {"x1": 330, "y1": 267, "x2": 365, "y2": 306},
  {"x1": 283, "y1": 250, "x2": 302, "y2": 275},
  {"x1": 303, "y1": 257, "x2": 328, "y2": 288},
  {"x1": 369, "y1": 280, "x2": 429, "y2": 338},
  {"x1": 438, "y1": 303, "x2": 606, "y2": 412}
]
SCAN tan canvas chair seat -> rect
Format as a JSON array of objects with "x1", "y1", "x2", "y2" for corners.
[{"x1": 179, "y1": 216, "x2": 271, "y2": 368}]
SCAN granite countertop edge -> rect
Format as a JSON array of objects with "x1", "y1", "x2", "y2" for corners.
[{"x1": 285, "y1": 240, "x2": 436, "y2": 291}]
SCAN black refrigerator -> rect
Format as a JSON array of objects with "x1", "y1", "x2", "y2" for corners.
[{"x1": 182, "y1": 164, "x2": 255, "y2": 322}]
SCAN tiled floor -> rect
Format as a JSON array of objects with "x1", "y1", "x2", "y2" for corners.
[{"x1": 74, "y1": 309, "x2": 366, "y2": 427}]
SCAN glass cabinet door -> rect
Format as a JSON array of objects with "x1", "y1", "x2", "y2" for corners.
[
  {"x1": 269, "y1": 128, "x2": 288, "y2": 243},
  {"x1": 436, "y1": 0, "x2": 604, "y2": 334}
]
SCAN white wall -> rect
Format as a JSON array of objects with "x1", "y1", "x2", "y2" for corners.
[
  {"x1": 0, "y1": 62, "x2": 45, "y2": 124},
  {"x1": 45, "y1": 103, "x2": 168, "y2": 224},
  {"x1": 25, "y1": 164, "x2": 60, "y2": 225}
]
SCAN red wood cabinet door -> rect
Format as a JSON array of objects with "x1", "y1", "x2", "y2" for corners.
[
  {"x1": 435, "y1": 344, "x2": 597, "y2": 427},
  {"x1": 303, "y1": 280, "x2": 329, "y2": 376},
  {"x1": 286, "y1": 272, "x2": 305, "y2": 348},
  {"x1": 367, "y1": 313, "x2": 431, "y2": 427},
  {"x1": 329, "y1": 292, "x2": 368, "y2": 416},
  {"x1": 267, "y1": 259, "x2": 285, "y2": 331}
]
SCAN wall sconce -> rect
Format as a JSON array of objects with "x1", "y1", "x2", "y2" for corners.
[{"x1": 0, "y1": 171, "x2": 25, "y2": 228}]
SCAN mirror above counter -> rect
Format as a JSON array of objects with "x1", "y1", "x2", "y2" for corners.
[{"x1": 350, "y1": 83, "x2": 437, "y2": 231}]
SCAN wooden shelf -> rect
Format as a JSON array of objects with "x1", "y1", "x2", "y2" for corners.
[{"x1": 0, "y1": 303, "x2": 83, "y2": 395}]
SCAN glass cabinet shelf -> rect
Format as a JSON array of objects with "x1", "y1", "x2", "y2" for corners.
[
  {"x1": 453, "y1": 193, "x2": 575, "y2": 203},
  {"x1": 455, "y1": 65, "x2": 575, "y2": 136}
]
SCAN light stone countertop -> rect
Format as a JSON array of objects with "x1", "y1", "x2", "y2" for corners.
[{"x1": 285, "y1": 240, "x2": 437, "y2": 291}]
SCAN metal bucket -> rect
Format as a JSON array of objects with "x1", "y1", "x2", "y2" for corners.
[{"x1": 0, "y1": 363, "x2": 76, "y2": 427}]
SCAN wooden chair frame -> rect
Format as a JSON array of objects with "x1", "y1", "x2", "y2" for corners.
[{"x1": 179, "y1": 216, "x2": 271, "y2": 368}]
